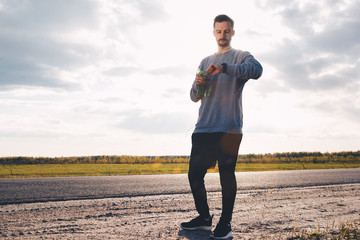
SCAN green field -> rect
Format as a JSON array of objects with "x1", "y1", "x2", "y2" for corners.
[{"x1": 1, "y1": 162, "x2": 360, "y2": 178}]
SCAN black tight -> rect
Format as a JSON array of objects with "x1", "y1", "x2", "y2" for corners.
[{"x1": 188, "y1": 132, "x2": 242, "y2": 224}]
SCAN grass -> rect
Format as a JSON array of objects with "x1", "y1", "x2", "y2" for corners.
[
  {"x1": 236, "y1": 162, "x2": 360, "y2": 172},
  {"x1": 286, "y1": 221, "x2": 360, "y2": 240},
  {"x1": 0, "y1": 163, "x2": 187, "y2": 178},
  {"x1": 0, "y1": 162, "x2": 359, "y2": 178}
]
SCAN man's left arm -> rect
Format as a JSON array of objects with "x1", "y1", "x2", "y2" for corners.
[{"x1": 206, "y1": 54, "x2": 263, "y2": 80}]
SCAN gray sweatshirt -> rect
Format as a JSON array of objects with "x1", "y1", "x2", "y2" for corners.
[{"x1": 190, "y1": 48, "x2": 262, "y2": 134}]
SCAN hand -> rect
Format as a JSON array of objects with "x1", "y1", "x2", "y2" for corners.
[
  {"x1": 206, "y1": 63, "x2": 222, "y2": 76},
  {"x1": 195, "y1": 74, "x2": 207, "y2": 86}
]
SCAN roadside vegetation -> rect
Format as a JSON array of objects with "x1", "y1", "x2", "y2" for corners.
[
  {"x1": 0, "y1": 151, "x2": 359, "y2": 178},
  {"x1": 285, "y1": 221, "x2": 360, "y2": 240}
]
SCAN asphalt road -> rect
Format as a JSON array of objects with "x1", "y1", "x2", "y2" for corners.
[{"x1": 1, "y1": 168, "x2": 359, "y2": 205}]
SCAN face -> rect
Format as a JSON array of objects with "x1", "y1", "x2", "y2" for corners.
[{"x1": 213, "y1": 21, "x2": 234, "y2": 47}]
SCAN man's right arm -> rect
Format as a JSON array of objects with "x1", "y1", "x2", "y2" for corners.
[
  {"x1": 190, "y1": 81, "x2": 200, "y2": 102},
  {"x1": 191, "y1": 60, "x2": 210, "y2": 102}
]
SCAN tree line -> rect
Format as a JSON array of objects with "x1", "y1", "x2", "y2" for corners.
[{"x1": 0, "y1": 151, "x2": 359, "y2": 165}]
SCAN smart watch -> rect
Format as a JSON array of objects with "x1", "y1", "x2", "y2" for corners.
[{"x1": 221, "y1": 63, "x2": 227, "y2": 73}]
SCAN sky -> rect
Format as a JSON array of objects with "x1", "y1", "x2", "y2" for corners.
[{"x1": 0, "y1": 0, "x2": 359, "y2": 157}]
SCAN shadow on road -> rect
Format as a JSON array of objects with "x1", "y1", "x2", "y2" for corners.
[{"x1": 178, "y1": 229, "x2": 212, "y2": 240}]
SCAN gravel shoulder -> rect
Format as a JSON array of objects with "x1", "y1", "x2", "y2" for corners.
[{"x1": 1, "y1": 184, "x2": 360, "y2": 239}]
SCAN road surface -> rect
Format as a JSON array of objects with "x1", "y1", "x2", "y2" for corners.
[{"x1": 1, "y1": 168, "x2": 359, "y2": 205}]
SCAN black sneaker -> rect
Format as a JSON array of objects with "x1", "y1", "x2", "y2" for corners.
[
  {"x1": 180, "y1": 215, "x2": 212, "y2": 231},
  {"x1": 210, "y1": 222, "x2": 233, "y2": 239}
]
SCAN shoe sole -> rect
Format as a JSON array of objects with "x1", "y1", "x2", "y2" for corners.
[
  {"x1": 210, "y1": 231, "x2": 233, "y2": 239},
  {"x1": 180, "y1": 224, "x2": 212, "y2": 231}
]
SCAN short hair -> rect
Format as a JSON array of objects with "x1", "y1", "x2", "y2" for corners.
[{"x1": 213, "y1": 14, "x2": 234, "y2": 29}]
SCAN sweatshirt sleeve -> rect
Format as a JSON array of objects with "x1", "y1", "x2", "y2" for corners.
[
  {"x1": 190, "y1": 80, "x2": 201, "y2": 102},
  {"x1": 190, "y1": 62, "x2": 204, "y2": 102},
  {"x1": 226, "y1": 54, "x2": 263, "y2": 80}
]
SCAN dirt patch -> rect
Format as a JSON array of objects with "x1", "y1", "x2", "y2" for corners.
[{"x1": 1, "y1": 184, "x2": 359, "y2": 239}]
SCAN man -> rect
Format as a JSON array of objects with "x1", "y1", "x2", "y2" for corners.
[{"x1": 180, "y1": 15, "x2": 262, "y2": 239}]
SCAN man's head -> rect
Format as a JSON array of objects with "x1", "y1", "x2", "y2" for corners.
[
  {"x1": 213, "y1": 14, "x2": 235, "y2": 48},
  {"x1": 213, "y1": 14, "x2": 234, "y2": 29}
]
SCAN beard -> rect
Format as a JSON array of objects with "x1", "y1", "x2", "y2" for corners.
[{"x1": 217, "y1": 38, "x2": 231, "y2": 47}]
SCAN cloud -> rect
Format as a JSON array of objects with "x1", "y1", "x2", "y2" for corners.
[
  {"x1": 0, "y1": 0, "x2": 167, "y2": 91},
  {"x1": 0, "y1": 0, "x2": 99, "y2": 30},
  {"x1": 259, "y1": 0, "x2": 360, "y2": 91},
  {"x1": 101, "y1": 64, "x2": 194, "y2": 85},
  {"x1": 102, "y1": 66, "x2": 141, "y2": 77},
  {"x1": 116, "y1": 110, "x2": 194, "y2": 134},
  {"x1": 0, "y1": 0, "x2": 99, "y2": 90},
  {"x1": 0, "y1": 57, "x2": 81, "y2": 90},
  {"x1": 0, "y1": 128, "x2": 106, "y2": 139},
  {"x1": 148, "y1": 65, "x2": 194, "y2": 77},
  {"x1": 300, "y1": 91, "x2": 360, "y2": 123},
  {"x1": 133, "y1": 0, "x2": 167, "y2": 22}
]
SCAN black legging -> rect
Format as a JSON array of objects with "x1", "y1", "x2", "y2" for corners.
[{"x1": 188, "y1": 132, "x2": 242, "y2": 224}]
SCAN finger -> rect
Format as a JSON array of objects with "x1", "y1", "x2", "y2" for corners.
[
  {"x1": 195, "y1": 77, "x2": 206, "y2": 85},
  {"x1": 207, "y1": 65, "x2": 216, "y2": 74},
  {"x1": 196, "y1": 74, "x2": 205, "y2": 81},
  {"x1": 196, "y1": 80, "x2": 205, "y2": 85},
  {"x1": 206, "y1": 64, "x2": 218, "y2": 75}
]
